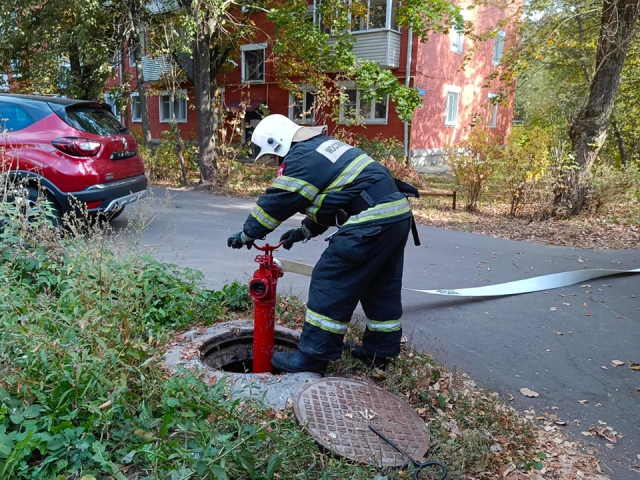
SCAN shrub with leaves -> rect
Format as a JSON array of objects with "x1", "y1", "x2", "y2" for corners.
[
  {"x1": 446, "y1": 127, "x2": 501, "y2": 211},
  {"x1": 499, "y1": 126, "x2": 553, "y2": 216}
]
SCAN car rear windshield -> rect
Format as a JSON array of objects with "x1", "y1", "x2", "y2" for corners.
[{"x1": 64, "y1": 106, "x2": 124, "y2": 136}]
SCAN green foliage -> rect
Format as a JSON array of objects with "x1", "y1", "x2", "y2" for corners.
[
  {"x1": 446, "y1": 127, "x2": 501, "y2": 211},
  {"x1": 355, "y1": 134, "x2": 405, "y2": 163},
  {"x1": 0, "y1": 0, "x2": 122, "y2": 99},
  {"x1": 142, "y1": 131, "x2": 200, "y2": 185},
  {"x1": 499, "y1": 126, "x2": 553, "y2": 216},
  {"x1": 0, "y1": 199, "x2": 281, "y2": 479},
  {"x1": 589, "y1": 162, "x2": 640, "y2": 213}
]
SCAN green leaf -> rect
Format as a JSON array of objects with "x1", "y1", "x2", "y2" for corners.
[
  {"x1": 209, "y1": 465, "x2": 228, "y2": 480},
  {"x1": 9, "y1": 414, "x2": 24, "y2": 425},
  {"x1": 23, "y1": 404, "x2": 43, "y2": 419},
  {"x1": 80, "y1": 476, "x2": 97, "y2": 480},
  {"x1": 266, "y1": 455, "x2": 282, "y2": 480}
]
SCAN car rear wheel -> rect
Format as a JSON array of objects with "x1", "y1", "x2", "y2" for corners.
[{"x1": 25, "y1": 186, "x2": 63, "y2": 227}]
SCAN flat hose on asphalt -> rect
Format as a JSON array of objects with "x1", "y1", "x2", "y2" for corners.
[{"x1": 275, "y1": 259, "x2": 640, "y2": 297}]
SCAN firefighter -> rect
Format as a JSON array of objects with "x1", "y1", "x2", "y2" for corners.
[{"x1": 227, "y1": 114, "x2": 418, "y2": 374}]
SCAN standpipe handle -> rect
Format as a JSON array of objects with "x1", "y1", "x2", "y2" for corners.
[{"x1": 253, "y1": 241, "x2": 284, "y2": 253}]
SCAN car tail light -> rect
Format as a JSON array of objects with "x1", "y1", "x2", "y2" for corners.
[
  {"x1": 86, "y1": 201, "x2": 102, "y2": 209},
  {"x1": 52, "y1": 137, "x2": 101, "y2": 157}
]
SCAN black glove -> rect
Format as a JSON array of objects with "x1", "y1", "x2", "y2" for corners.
[
  {"x1": 227, "y1": 231, "x2": 254, "y2": 249},
  {"x1": 280, "y1": 226, "x2": 311, "y2": 250},
  {"x1": 394, "y1": 178, "x2": 420, "y2": 198}
]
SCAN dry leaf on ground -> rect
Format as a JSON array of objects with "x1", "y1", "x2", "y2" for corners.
[{"x1": 520, "y1": 388, "x2": 539, "y2": 398}]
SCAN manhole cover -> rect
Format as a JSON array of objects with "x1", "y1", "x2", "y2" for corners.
[{"x1": 293, "y1": 378, "x2": 430, "y2": 466}]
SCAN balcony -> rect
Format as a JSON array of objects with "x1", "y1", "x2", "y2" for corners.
[
  {"x1": 348, "y1": 29, "x2": 401, "y2": 69},
  {"x1": 317, "y1": 0, "x2": 402, "y2": 69}
]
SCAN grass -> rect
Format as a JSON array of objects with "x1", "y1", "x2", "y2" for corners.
[{"x1": 0, "y1": 182, "x2": 607, "y2": 479}]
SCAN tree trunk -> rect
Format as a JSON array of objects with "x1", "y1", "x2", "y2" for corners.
[
  {"x1": 554, "y1": 0, "x2": 640, "y2": 216},
  {"x1": 612, "y1": 118, "x2": 628, "y2": 167},
  {"x1": 133, "y1": 39, "x2": 152, "y2": 147},
  {"x1": 193, "y1": 24, "x2": 216, "y2": 183}
]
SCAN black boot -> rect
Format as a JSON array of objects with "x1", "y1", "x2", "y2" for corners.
[
  {"x1": 345, "y1": 343, "x2": 389, "y2": 370},
  {"x1": 272, "y1": 349, "x2": 328, "y2": 374}
]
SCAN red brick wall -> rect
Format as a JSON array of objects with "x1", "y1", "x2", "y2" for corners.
[{"x1": 410, "y1": 1, "x2": 517, "y2": 152}]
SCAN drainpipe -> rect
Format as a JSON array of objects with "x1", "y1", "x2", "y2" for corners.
[{"x1": 404, "y1": 28, "x2": 413, "y2": 159}]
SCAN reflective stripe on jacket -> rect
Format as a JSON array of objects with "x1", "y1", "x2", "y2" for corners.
[{"x1": 243, "y1": 135, "x2": 412, "y2": 239}]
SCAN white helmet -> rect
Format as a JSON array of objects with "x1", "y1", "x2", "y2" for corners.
[{"x1": 250, "y1": 114, "x2": 302, "y2": 162}]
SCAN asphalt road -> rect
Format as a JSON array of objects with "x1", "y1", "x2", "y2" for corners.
[{"x1": 114, "y1": 187, "x2": 640, "y2": 479}]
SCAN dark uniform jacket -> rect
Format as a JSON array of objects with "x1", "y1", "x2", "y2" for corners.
[{"x1": 243, "y1": 135, "x2": 412, "y2": 240}]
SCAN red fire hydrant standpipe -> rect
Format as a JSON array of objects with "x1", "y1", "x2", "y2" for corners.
[{"x1": 249, "y1": 241, "x2": 284, "y2": 373}]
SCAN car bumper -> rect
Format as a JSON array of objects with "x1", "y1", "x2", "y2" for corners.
[{"x1": 58, "y1": 174, "x2": 149, "y2": 213}]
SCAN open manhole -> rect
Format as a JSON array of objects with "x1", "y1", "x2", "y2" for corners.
[
  {"x1": 199, "y1": 322, "x2": 299, "y2": 373},
  {"x1": 163, "y1": 320, "x2": 320, "y2": 410}
]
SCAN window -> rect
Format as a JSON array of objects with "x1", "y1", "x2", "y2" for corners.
[
  {"x1": 314, "y1": 0, "x2": 398, "y2": 32},
  {"x1": 0, "y1": 102, "x2": 36, "y2": 131},
  {"x1": 104, "y1": 93, "x2": 121, "y2": 121},
  {"x1": 129, "y1": 30, "x2": 149, "y2": 66},
  {"x1": 450, "y1": 22, "x2": 465, "y2": 54},
  {"x1": 241, "y1": 44, "x2": 266, "y2": 83},
  {"x1": 340, "y1": 87, "x2": 388, "y2": 124},
  {"x1": 493, "y1": 30, "x2": 506, "y2": 65},
  {"x1": 64, "y1": 106, "x2": 124, "y2": 136},
  {"x1": 160, "y1": 92, "x2": 188, "y2": 123},
  {"x1": 131, "y1": 94, "x2": 142, "y2": 122},
  {"x1": 487, "y1": 93, "x2": 498, "y2": 128},
  {"x1": 0, "y1": 74, "x2": 8, "y2": 92},
  {"x1": 444, "y1": 86, "x2": 461, "y2": 126},
  {"x1": 289, "y1": 90, "x2": 316, "y2": 124}
]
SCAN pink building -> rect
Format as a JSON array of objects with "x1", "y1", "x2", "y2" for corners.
[{"x1": 105, "y1": 0, "x2": 516, "y2": 168}]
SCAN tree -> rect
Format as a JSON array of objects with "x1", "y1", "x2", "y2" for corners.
[
  {"x1": 122, "y1": 0, "x2": 153, "y2": 147},
  {"x1": 0, "y1": 0, "x2": 122, "y2": 100},
  {"x1": 555, "y1": 0, "x2": 640, "y2": 215},
  {"x1": 506, "y1": 0, "x2": 640, "y2": 215}
]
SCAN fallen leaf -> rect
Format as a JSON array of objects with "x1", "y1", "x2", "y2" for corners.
[
  {"x1": 554, "y1": 331, "x2": 564, "y2": 335},
  {"x1": 520, "y1": 388, "x2": 539, "y2": 398},
  {"x1": 555, "y1": 420, "x2": 567, "y2": 426},
  {"x1": 98, "y1": 400, "x2": 112, "y2": 410},
  {"x1": 328, "y1": 432, "x2": 337, "y2": 439},
  {"x1": 550, "y1": 307, "x2": 557, "y2": 312},
  {"x1": 629, "y1": 362, "x2": 640, "y2": 371},
  {"x1": 578, "y1": 400, "x2": 588, "y2": 404},
  {"x1": 601, "y1": 366, "x2": 608, "y2": 370},
  {"x1": 563, "y1": 302, "x2": 571, "y2": 306},
  {"x1": 611, "y1": 360, "x2": 625, "y2": 367}
]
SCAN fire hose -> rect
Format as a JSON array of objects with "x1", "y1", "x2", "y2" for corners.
[{"x1": 273, "y1": 258, "x2": 640, "y2": 297}]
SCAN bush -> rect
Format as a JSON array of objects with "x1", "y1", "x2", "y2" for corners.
[
  {"x1": 589, "y1": 162, "x2": 640, "y2": 213},
  {"x1": 355, "y1": 134, "x2": 405, "y2": 163},
  {"x1": 446, "y1": 127, "x2": 501, "y2": 211},
  {"x1": 142, "y1": 131, "x2": 200, "y2": 186},
  {"x1": 499, "y1": 126, "x2": 553, "y2": 216},
  {"x1": 0, "y1": 197, "x2": 295, "y2": 480}
]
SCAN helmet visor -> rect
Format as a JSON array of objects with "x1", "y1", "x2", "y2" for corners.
[{"x1": 250, "y1": 142, "x2": 262, "y2": 161}]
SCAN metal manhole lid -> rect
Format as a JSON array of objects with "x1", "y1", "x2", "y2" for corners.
[{"x1": 293, "y1": 377, "x2": 430, "y2": 466}]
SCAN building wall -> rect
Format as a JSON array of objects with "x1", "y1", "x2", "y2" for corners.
[
  {"x1": 410, "y1": 1, "x2": 517, "y2": 166},
  {"x1": 104, "y1": 2, "x2": 516, "y2": 156}
]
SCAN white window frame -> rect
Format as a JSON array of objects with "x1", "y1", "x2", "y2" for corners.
[
  {"x1": 312, "y1": 0, "x2": 399, "y2": 33},
  {"x1": 339, "y1": 85, "x2": 389, "y2": 125},
  {"x1": 450, "y1": 14, "x2": 465, "y2": 54},
  {"x1": 130, "y1": 92, "x2": 142, "y2": 123},
  {"x1": 104, "y1": 93, "x2": 122, "y2": 122},
  {"x1": 159, "y1": 90, "x2": 188, "y2": 123},
  {"x1": 492, "y1": 30, "x2": 506, "y2": 65},
  {"x1": 487, "y1": 93, "x2": 498, "y2": 128},
  {"x1": 288, "y1": 88, "x2": 316, "y2": 125},
  {"x1": 444, "y1": 85, "x2": 461, "y2": 127},
  {"x1": 240, "y1": 44, "x2": 266, "y2": 83}
]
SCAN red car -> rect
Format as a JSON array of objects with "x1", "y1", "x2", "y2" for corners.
[{"x1": 0, "y1": 93, "x2": 147, "y2": 222}]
